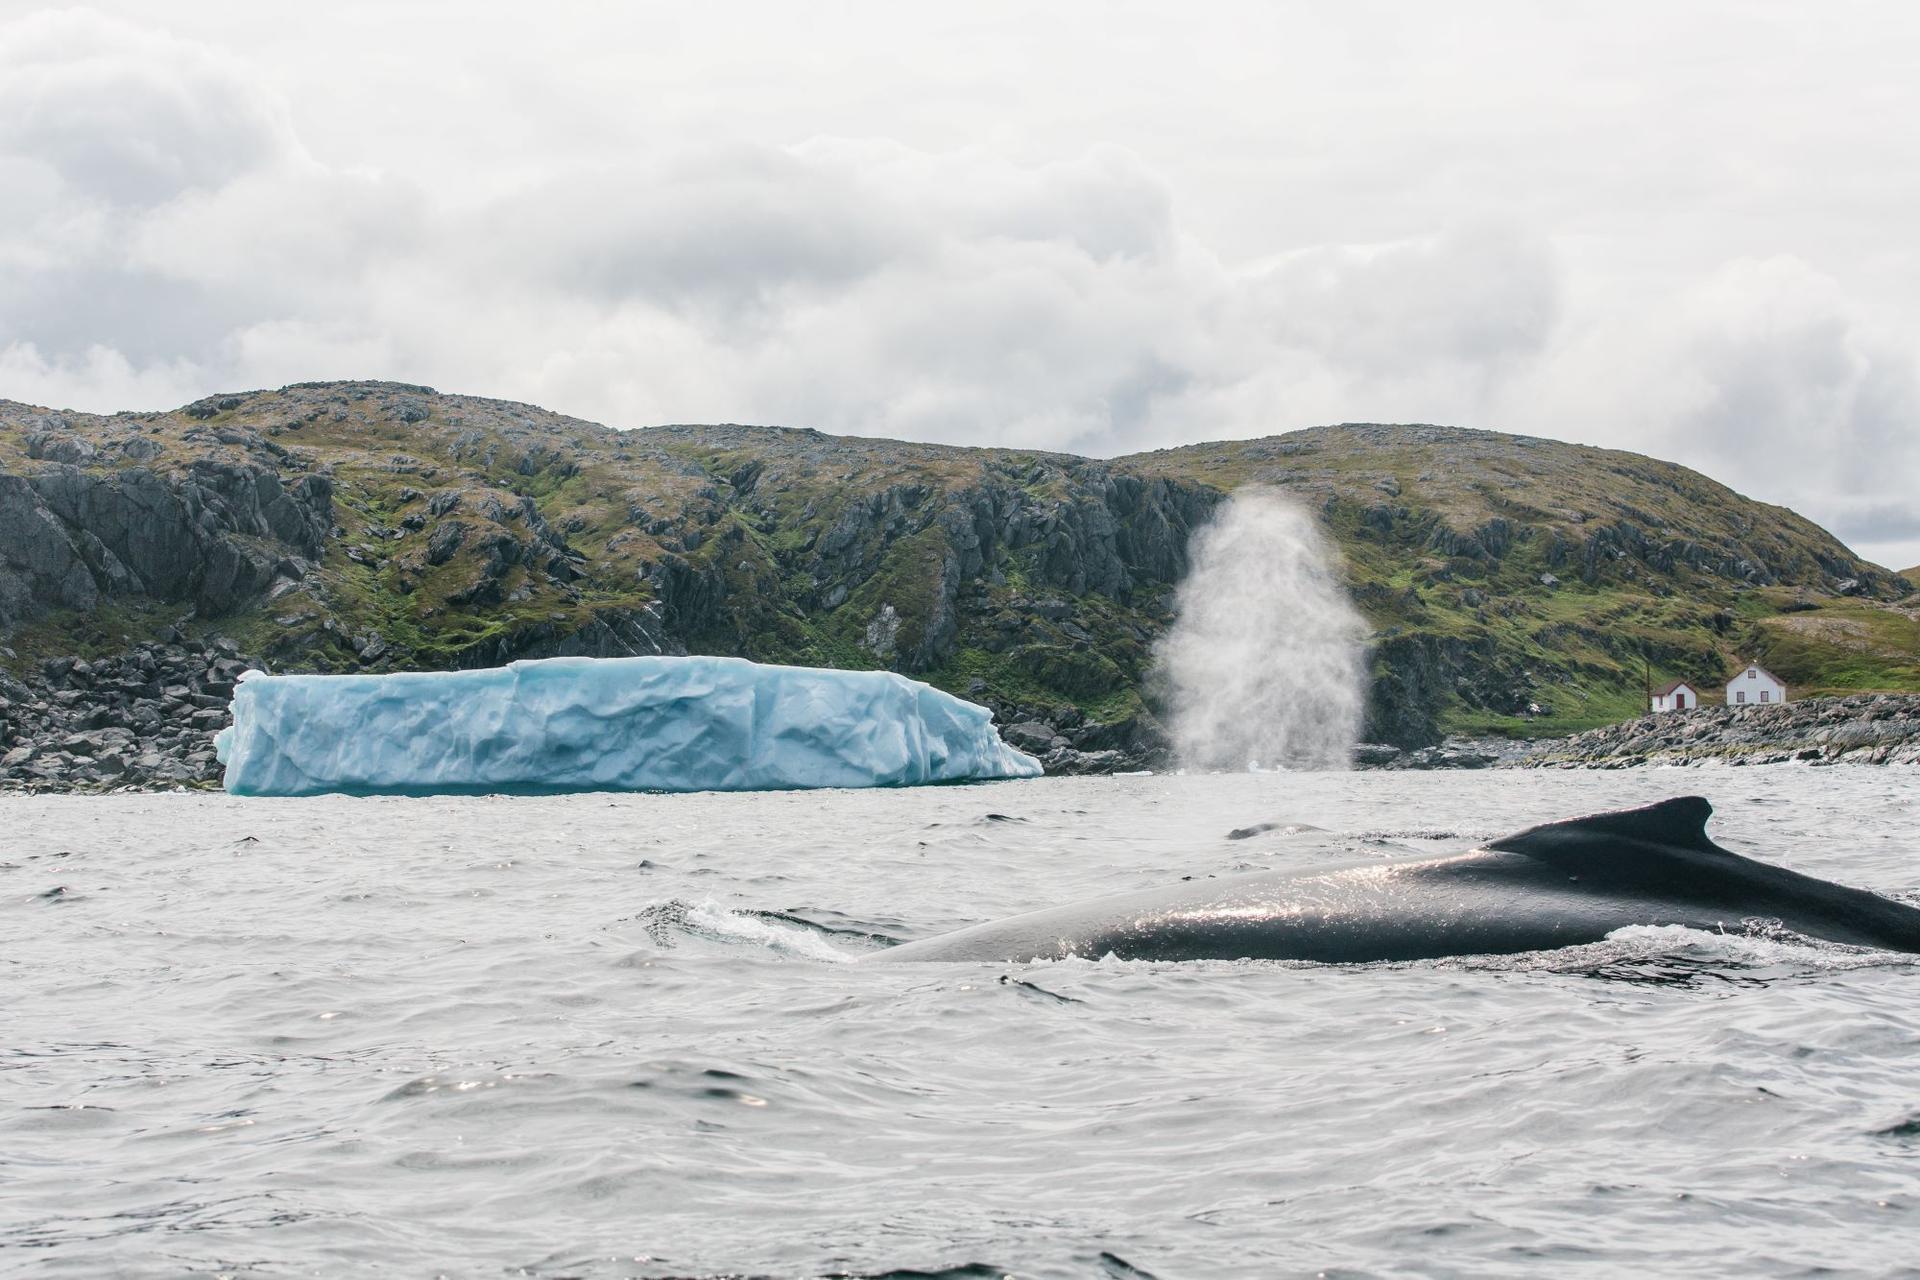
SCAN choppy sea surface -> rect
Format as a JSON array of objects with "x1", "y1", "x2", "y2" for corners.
[{"x1": 5, "y1": 768, "x2": 1920, "y2": 1278}]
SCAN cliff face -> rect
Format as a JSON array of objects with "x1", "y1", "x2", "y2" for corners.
[
  {"x1": 2, "y1": 383, "x2": 1913, "y2": 764},
  {"x1": 1, "y1": 467, "x2": 329, "y2": 624}
]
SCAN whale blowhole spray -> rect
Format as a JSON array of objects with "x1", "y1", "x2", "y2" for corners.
[{"x1": 1154, "y1": 488, "x2": 1368, "y2": 771}]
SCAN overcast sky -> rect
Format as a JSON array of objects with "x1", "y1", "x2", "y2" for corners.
[{"x1": 3, "y1": 2, "x2": 1917, "y2": 568}]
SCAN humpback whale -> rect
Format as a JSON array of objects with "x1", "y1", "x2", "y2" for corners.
[{"x1": 880, "y1": 797, "x2": 1920, "y2": 963}]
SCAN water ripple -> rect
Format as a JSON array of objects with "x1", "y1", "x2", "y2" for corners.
[{"x1": 3, "y1": 770, "x2": 1919, "y2": 1276}]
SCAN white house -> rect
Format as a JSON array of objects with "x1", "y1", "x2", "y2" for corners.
[
  {"x1": 1727, "y1": 662, "x2": 1789, "y2": 707},
  {"x1": 1650, "y1": 679, "x2": 1701, "y2": 713}
]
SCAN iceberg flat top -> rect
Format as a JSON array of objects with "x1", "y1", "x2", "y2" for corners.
[{"x1": 214, "y1": 655, "x2": 1042, "y2": 797}]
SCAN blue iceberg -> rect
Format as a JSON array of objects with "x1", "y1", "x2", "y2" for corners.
[{"x1": 214, "y1": 655, "x2": 1042, "y2": 797}]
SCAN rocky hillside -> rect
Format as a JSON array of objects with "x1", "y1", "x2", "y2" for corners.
[
  {"x1": 1125, "y1": 425, "x2": 1919, "y2": 742},
  {"x1": 2, "y1": 382, "x2": 1914, "y2": 768}
]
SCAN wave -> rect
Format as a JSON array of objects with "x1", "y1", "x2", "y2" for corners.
[
  {"x1": 626, "y1": 899, "x2": 862, "y2": 963},
  {"x1": 1434, "y1": 922, "x2": 1920, "y2": 984}
]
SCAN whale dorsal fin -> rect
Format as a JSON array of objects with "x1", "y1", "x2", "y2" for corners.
[{"x1": 1485, "y1": 796, "x2": 1725, "y2": 866}]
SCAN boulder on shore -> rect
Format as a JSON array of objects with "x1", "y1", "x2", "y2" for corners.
[{"x1": 1517, "y1": 694, "x2": 1920, "y2": 768}]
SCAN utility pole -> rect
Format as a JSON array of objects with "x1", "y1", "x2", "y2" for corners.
[{"x1": 1644, "y1": 654, "x2": 1652, "y2": 715}]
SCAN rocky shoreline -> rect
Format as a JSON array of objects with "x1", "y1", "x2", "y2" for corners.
[
  {"x1": 6, "y1": 645, "x2": 1917, "y2": 792},
  {"x1": 1516, "y1": 694, "x2": 1920, "y2": 768},
  {"x1": 0, "y1": 635, "x2": 253, "y2": 791},
  {"x1": 0, "y1": 642, "x2": 1170, "y2": 792}
]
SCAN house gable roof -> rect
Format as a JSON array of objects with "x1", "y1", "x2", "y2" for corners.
[
  {"x1": 1653, "y1": 679, "x2": 1697, "y2": 697},
  {"x1": 1729, "y1": 663, "x2": 1787, "y2": 688}
]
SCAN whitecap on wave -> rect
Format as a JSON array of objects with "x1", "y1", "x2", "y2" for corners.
[
  {"x1": 997, "y1": 921, "x2": 1920, "y2": 984},
  {"x1": 1434, "y1": 922, "x2": 1919, "y2": 984},
  {"x1": 624, "y1": 899, "x2": 860, "y2": 963}
]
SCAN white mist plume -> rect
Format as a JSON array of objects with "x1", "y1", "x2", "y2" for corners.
[{"x1": 1155, "y1": 490, "x2": 1369, "y2": 771}]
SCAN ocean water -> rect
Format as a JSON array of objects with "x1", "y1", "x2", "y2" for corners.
[{"x1": 4, "y1": 768, "x2": 1920, "y2": 1278}]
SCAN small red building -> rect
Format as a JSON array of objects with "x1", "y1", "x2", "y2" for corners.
[{"x1": 1650, "y1": 679, "x2": 1700, "y2": 713}]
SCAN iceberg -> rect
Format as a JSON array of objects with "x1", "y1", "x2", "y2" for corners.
[{"x1": 214, "y1": 655, "x2": 1042, "y2": 797}]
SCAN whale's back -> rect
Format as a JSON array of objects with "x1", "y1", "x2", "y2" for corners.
[
  {"x1": 1486, "y1": 796, "x2": 1920, "y2": 954},
  {"x1": 878, "y1": 797, "x2": 1920, "y2": 963}
]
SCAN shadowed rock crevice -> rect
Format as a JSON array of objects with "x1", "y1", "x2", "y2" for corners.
[{"x1": 2, "y1": 459, "x2": 330, "y2": 628}]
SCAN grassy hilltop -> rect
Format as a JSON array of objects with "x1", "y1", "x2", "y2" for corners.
[
  {"x1": 1, "y1": 382, "x2": 1914, "y2": 751},
  {"x1": 1125, "y1": 425, "x2": 1920, "y2": 737}
]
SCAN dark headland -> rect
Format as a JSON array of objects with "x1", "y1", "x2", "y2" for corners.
[{"x1": 2, "y1": 381, "x2": 1917, "y2": 789}]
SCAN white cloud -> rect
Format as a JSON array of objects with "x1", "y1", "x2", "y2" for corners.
[
  {"x1": 0, "y1": 340, "x2": 205, "y2": 413},
  {"x1": 1250, "y1": 225, "x2": 1560, "y2": 375},
  {"x1": 1510, "y1": 255, "x2": 1920, "y2": 565},
  {"x1": 0, "y1": 9, "x2": 293, "y2": 208},
  {"x1": 128, "y1": 163, "x2": 425, "y2": 302},
  {"x1": 1, "y1": 5, "x2": 1917, "y2": 568},
  {"x1": 475, "y1": 146, "x2": 916, "y2": 321}
]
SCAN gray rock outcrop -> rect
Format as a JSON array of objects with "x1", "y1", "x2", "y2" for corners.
[
  {"x1": 1519, "y1": 694, "x2": 1920, "y2": 768},
  {"x1": 0, "y1": 458, "x2": 331, "y2": 630}
]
